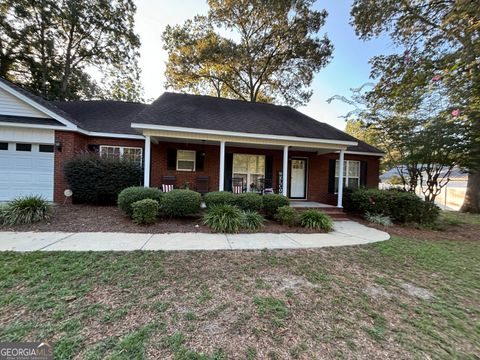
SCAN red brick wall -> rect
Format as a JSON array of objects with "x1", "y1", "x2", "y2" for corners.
[
  {"x1": 53, "y1": 132, "x2": 380, "y2": 205},
  {"x1": 53, "y1": 131, "x2": 144, "y2": 202}
]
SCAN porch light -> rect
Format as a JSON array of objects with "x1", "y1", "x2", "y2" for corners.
[{"x1": 55, "y1": 141, "x2": 62, "y2": 151}]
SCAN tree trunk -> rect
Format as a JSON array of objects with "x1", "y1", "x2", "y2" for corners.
[{"x1": 461, "y1": 168, "x2": 480, "y2": 213}]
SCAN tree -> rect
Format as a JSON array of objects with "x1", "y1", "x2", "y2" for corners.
[
  {"x1": 0, "y1": 0, "x2": 142, "y2": 101},
  {"x1": 350, "y1": 0, "x2": 480, "y2": 211},
  {"x1": 162, "y1": 0, "x2": 333, "y2": 106}
]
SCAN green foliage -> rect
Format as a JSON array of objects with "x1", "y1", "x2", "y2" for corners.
[
  {"x1": 1, "y1": 195, "x2": 53, "y2": 226},
  {"x1": 162, "y1": 0, "x2": 332, "y2": 106},
  {"x1": 131, "y1": 199, "x2": 159, "y2": 225},
  {"x1": 253, "y1": 296, "x2": 288, "y2": 327},
  {"x1": 161, "y1": 189, "x2": 201, "y2": 217},
  {"x1": 64, "y1": 154, "x2": 142, "y2": 205},
  {"x1": 0, "y1": 0, "x2": 141, "y2": 101},
  {"x1": 118, "y1": 187, "x2": 163, "y2": 217},
  {"x1": 274, "y1": 206, "x2": 299, "y2": 227},
  {"x1": 204, "y1": 191, "x2": 236, "y2": 208},
  {"x1": 345, "y1": 188, "x2": 440, "y2": 224},
  {"x1": 241, "y1": 211, "x2": 264, "y2": 231},
  {"x1": 262, "y1": 194, "x2": 289, "y2": 218},
  {"x1": 365, "y1": 212, "x2": 393, "y2": 227},
  {"x1": 235, "y1": 193, "x2": 263, "y2": 211},
  {"x1": 299, "y1": 210, "x2": 333, "y2": 231},
  {"x1": 203, "y1": 204, "x2": 243, "y2": 233}
]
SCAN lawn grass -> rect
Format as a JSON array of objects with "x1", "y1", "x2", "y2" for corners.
[
  {"x1": 0, "y1": 235, "x2": 478, "y2": 358},
  {"x1": 439, "y1": 210, "x2": 480, "y2": 226}
]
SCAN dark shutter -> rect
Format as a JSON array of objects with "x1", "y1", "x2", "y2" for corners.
[
  {"x1": 167, "y1": 149, "x2": 177, "y2": 170},
  {"x1": 196, "y1": 151, "x2": 205, "y2": 171},
  {"x1": 328, "y1": 159, "x2": 336, "y2": 194},
  {"x1": 87, "y1": 144, "x2": 100, "y2": 153},
  {"x1": 265, "y1": 155, "x2": 273, "y2": 188},
  {"x1": 224, "y1": 153, "x2": 233, "y2": 191},
  {"x1": 360, "y1": 161, "x2": 368, "y2": 187}
]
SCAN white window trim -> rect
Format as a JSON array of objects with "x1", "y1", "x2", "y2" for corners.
[
  {"x1": 99, "y1": 145, "x2": 143, "y2": 164},
  {"x1": 335, "y1": 160, "x2": 360, "y2": 192},
  {"x1": 176, "y1": 150, "x2": 196, "y2": 172}
]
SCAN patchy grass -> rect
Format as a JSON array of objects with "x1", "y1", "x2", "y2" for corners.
[
  {"x1": 439, "y1": 210, "x2": 480, "y2": 226},
  {"x1": 0, "y1": 232, "x2": 479, "y2": 358}
]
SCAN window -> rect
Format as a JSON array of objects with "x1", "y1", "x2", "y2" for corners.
[
  {"x1": 335, "y1": 160, "x2": 360, "y2": 192},
  {"x1": 39, "y1": 144, "x2": 54, "y2": 153},
  {"x1": 233, "y1": 154, "x2": 265, "y2": 192},
  {"x1": 176, "y1": 150, "x2": 196, "y2": 171},
  {"x1": 0, "y1": 142, "x2": 8, "y2": 150},
  {"x1": 16, "y1": 143, "x2": 32, "y2": 152},
  {"x1": 99, "y1": 146, "x2": 142, "y2": 165}
]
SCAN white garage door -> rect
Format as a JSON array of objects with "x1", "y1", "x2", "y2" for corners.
[{"x1": 0, "y1": 128, "x2": 54, "y2": 201}]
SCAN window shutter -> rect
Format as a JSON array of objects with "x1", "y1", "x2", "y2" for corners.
[
  {"x1": 360, "y1": 161, "x2": 368, "y2": 187},
  {"x1": 87, "y1": 144, "x2": 100, "y2": 153},
  {"x1": 328, "y1": 159, "x2": 336, "y2": 194},
  {"x1": 196, "y1": 151, "x2": 204, "y2": 171},
  {"x1": 224, "y1": 153, "x2": 233, "y2": 191},
  {"x1": 167, "y1": 149, "x2": 177, "y2": 170},
  {"x1": 265, "y1": 155, "x2": 273, "y2": 188}
]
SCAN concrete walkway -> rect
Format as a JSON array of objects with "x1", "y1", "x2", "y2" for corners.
[{"x1": 0, "y1": 221, "x2": 389, "y2": 252}]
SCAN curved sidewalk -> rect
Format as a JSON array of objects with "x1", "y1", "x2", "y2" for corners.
[{"x1": 0, "y1": 221, "x2": 389, "y2": 252}]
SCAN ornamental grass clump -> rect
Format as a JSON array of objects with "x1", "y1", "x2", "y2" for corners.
[
  {"x1": 299, "y1": 210, "x2": 333, "y2": 231},
  {"x1": 241, "y1": 210, "x2": 264, "y2": 231},
  {"x1": 203, "y1": 204, "x2": 243, "y2": 233},
  {"x1": 2, "y1": 195, "x2": 52, "y2": 225}
]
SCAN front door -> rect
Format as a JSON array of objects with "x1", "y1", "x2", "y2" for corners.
[{"x1": 290, "y1": 158, "x2": 307, "y2": 198}]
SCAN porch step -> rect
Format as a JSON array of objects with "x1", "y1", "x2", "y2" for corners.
[{"x1": 294, "y1": 206, "x2": 350, "y2": 220}]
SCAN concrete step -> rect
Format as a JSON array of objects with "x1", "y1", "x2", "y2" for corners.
[{"x1": 294, "y1": 206, "x2": 350, "y2": 220}]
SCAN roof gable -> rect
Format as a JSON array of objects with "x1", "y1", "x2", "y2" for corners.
[{"x1": 0, "y1": 87, "x2": 50, "y2": 118}]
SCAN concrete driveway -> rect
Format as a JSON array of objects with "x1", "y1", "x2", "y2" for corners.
[{"x1": 0, "y1": 221, "x2": 389, "y2": 252}]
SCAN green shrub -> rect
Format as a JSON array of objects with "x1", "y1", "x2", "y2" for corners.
[
  {"x1": 262, "y1": 194, "x2": 289, "y2": 218},
  {"x1": 0, "y1": 204, "x2": 8, "y2": 225},
  {"x1": 131, "y1": 199, "x2": 159, "y2": 225},
  {"x1": 203, "y1": 204, "x2": 243, "y2": 233},
  {"x1": 274, "y1": 206, "x2": 299, "y2": 227},
  {"x1": 2, "y1": 195, "x2": 53, "y2": 225},
  {"x1": 204, "y1": 191, "x2": 236, "y2": 208},
  {"x1": 118, "y1": 186, "x2": 163, "y2": 217},
  {"x1": 161, "y1": 189, "x2": 201, "y2": 217},
  {"x1": 365, "y1": 212, "x2": 393, "y2": 226},
  {"x1": 344, "y1": 188, "x2": 439, "y2": 224},
  {"x1": 241, "y1": 210, "x2": 264, "y2": 231},
  {"x1": 64, "y1": 154, "x2": 142, "y2": 205},
  {"x1": 299, "y1": 210, "x2": 333, "y2": 231},
  {"x1": 235, "y1": 192, "x2": 263, "y2": 211}
]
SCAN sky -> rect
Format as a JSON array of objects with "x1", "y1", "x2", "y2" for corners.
[{"x1": 133, "y1": 0, "x2": 395, "y2": 131}]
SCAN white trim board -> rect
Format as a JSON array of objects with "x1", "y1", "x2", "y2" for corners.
[{"x1": 131, "y1": 123, "x2": 358, "y2": 147}]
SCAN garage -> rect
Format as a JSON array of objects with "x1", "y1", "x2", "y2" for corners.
[{"x1": 0, "y1": 127, "x2": 55, "y2": 201}]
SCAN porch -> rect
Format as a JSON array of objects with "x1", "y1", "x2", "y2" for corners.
[
  {"x1": 132, "y1": 123, "x2": 356, "y2": 207},
  {"x1": 290, "y1": 201, "x2": 349, "y2": 219}
]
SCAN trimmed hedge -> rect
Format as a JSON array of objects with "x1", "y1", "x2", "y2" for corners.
[
  {"x1": 344, "y1": 188, "x2": 439, "y2": 224},
  {"x1": 235, "y1": 193, "x2": 263, "y2": 211},
  {"x1": 275, "y1": 205, "x2": 299, "y2": 227},
  {"x1": 262, "y1": 194, "x2": 289, "y2": 218},
  {"x1": 131, "y1": 199, "x2": 159, "y2": 225},
  {"x1": 161, "y1": 189, "x2": 201, "y2": 217},
  {"x1": 204, "y1": 191, "x2": 236, "y2": 208},
  {"x1": 64, "y1": 154, "x2": 142, "y2": 205},
  {"x1": 118, "y1": 187, "x2": 163, "y2": 217}
]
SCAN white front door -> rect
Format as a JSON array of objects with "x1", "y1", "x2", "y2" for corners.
[{"x1": 290, "y1": 159, "x2": 306, "y2": 198}]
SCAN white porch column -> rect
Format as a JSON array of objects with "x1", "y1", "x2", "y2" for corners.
[
  {"x1": 282, "y1": 145, "x2": 288, "y2": 196},
  {"x1": 219, "y1": 140, "x2": 226, "y2": 191},
  {"x1": 337, "y1": 149, "x2": 345, "y2": 207},
  {"x1": 143, "y1": 135, "x2": 151, "y2": 187}
]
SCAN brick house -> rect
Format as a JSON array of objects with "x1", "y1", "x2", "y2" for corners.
[{"x1": 0, "y1": 77, "x2": 383, "y2": 206}]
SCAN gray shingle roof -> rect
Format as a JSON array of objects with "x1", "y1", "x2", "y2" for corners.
[
  {"x1": 52, "y1": 100, "x2": 147, "y2": 135},
  {"x1": 133, "y1": 92, "x2": 359, "y2": 143}
]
